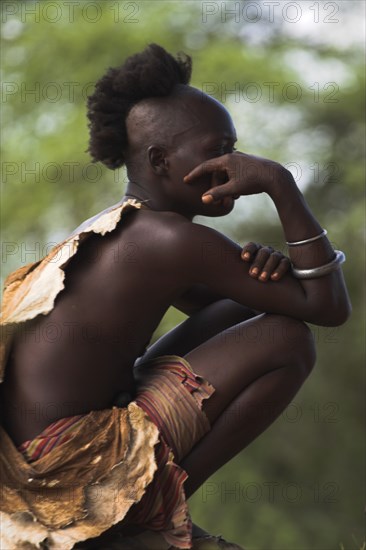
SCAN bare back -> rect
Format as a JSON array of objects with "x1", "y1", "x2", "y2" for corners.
[{"x1": 0, "y1": 205, "x2": 192, "y2": 444}]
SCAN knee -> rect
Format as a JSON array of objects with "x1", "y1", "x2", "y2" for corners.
[{"x1": 264, "y1": 314, "x2": 316, "y2": 377}]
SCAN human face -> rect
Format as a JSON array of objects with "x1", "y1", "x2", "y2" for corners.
[{"x1": 166, "y1": 94, "x2": 238, "y2": 219}]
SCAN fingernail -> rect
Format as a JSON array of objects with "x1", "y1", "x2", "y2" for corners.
[
  {"x1": 251, "y1": 267, "x2": 259, "y2": 275},
  {"x1": 259, "y1": 272, "x2": 268, "y2": 280},
  {"x1": 271, "y1": 272, "x2": 279, "y2": 279},
  {"x1": 243, "y1": 252, "x2": 250, "y2": 260},
  {"x1": 202, "y1": 195, "x2": 213, "y2": 204}
]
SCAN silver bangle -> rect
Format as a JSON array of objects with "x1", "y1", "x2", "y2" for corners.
[
  {"x1": 292, "y1": 250, "x2": 346, "y2": 279},
  {"x1": 286, "y1": 229, "x2": 327, "y2": 247}
]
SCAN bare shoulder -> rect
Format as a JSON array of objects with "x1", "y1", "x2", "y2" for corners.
[
  {"x1": 132, "y1": 208, "x2": 234, "y2": 245},
  {"x1": 133, "y1": 208, "x2": 191, "y2": 233},
  {"x1": 126, "y1": 209, "x2": 241, "y2": 276},
  {"x1": 122, "y1": 208, "x2": 193, "y2": 249},
  {"x1": 120, "y1": 210, "x2": 241, "y2": 275}
]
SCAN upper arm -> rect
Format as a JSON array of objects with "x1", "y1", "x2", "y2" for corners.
[
  {"x1": 173, "y1": 222, "x2": 317, "y2": 323},
  {"x1": 172, "y1": 284, "x2": 224, "y2": 315}
]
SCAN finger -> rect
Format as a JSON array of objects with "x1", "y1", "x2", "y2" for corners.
[
  {"x1": 202, "y1": 181, "x2": 236, "y2": 203},
  {"x1": 257, "y1": 251, "x2": 284, "y2": 282},
  {"x1": 184, "y1": 158, "x2": 226, "y2": 184},
  {"x1": 241, "y1": 242, "x2": 260, "y2": 261},
  {"x1": 270, "y1": 257, "x2": 291, "y2": 281},
  {"x1": 205, "y1": 171, "x2": 228, "y2": 204},
  {"x1": 248, "y1": 247, "x2": 274, "y2": 277},
  {"x1": 212, "y1": 169, "x2": 228, "y2": 187}
]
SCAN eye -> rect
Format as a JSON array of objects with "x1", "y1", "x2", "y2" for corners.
[
  {"x1": 223, "y1": 146, "x2": 236, "y2": 154},
  {"x1": 213, "y1": 146, "x2": 236, "y2": 155}
]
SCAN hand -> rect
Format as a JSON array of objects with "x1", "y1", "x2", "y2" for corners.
[
  {"x1": 241, "y1": 242, "x2": 291, "y2": 282},
  {"x1": 184, "y1": 152, "x2": 287, "y2": 204}
]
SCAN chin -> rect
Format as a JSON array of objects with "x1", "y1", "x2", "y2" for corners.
[{"x1": 202, "y1": 196, "x2": 235, "y2": 217}]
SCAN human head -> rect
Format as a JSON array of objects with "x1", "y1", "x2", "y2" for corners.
[{"x1": 87, "y1": 44, "x2": 237, "y2": 218}]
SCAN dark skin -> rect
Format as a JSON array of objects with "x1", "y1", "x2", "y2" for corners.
[{"x1": 0, "y1": 86, "x2": 351, "y2": 538}]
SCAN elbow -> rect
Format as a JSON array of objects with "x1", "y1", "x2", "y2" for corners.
[
  {"x1": 334, "y1": 301, "x2": 352, "y2": 326},
  {"x1": 331, "y1": 293, "x2": 353, "y2": 326},
  {"x1": 312, "y1": 300, "x2": 352, "y2": 327}
]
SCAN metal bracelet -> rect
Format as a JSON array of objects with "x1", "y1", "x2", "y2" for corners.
[
  {"x1": 286, "y1": 229, "x2": 327, "y2": 247},
  {"x1": 291, "y1": 250, "x2": 346, "y2": 279}
]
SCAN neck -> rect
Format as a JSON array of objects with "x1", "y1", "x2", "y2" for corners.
[{"x1": 124, "y1": 181, "x2": 194, "y2": 221}]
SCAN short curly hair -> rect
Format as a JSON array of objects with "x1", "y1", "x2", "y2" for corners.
[{"x1": 87, "y1": 43, "x2": 192, "y2": 170}]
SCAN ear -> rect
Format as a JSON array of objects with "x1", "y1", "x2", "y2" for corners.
[{"x1": 147, "y1": 145, "x2": 169, "y2": 175}]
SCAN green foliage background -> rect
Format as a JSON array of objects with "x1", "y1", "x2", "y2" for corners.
[{"x1": 1, "y1": 1, "x2": 364, "y2": 548}]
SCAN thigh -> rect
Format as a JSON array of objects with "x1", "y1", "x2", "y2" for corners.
[
  {"x1": 135, "y1": 299, "x2": 256, "y2": 366},
  {"x1": 184, "y1": 313, "x2": 312, "y2": 425}
]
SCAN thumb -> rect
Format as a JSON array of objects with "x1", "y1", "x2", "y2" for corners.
[{"x1": 202, "y1": 185, "x2": 232, "y2": 204}]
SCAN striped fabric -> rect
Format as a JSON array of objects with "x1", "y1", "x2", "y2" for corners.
[
  {"x1": 134, "y1": 354, "x2": 215, "y2": 462},
  {"x1": 127, "y1": 355, "x2": 215, "y2": 547},
  {"x1": 16, "y1": 354, "x2": 215, "y2": 549},
  {"x1": 18, "y1": 414, "x2": 85, "y2": 463}
]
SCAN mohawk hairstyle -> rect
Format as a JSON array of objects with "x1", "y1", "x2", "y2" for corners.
[{"x1": 87, "y1": 43, "x2": 192, "y2": 170}]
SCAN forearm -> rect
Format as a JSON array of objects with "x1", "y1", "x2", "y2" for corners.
[
  {"x1": 270, "y1": 170, "x2": 334, "y2": 264},
  {"x1": 269, "y1": 170, "x2": 352, "y2": 325}
]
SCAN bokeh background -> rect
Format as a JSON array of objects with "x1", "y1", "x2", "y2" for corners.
[{"x1": 1, "y1": 1, "x2": 365, "y2": 548}]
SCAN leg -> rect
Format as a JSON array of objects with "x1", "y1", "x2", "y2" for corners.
[
  {"x1": 134, "y1": 300, "x2": 257, "y2": 539},
  {"x1": 135, "y1": 299, "x2": 257, "y2": 365},
  {"x1": 180, "y1": 313, "x2": 316, "y2": 498}
]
